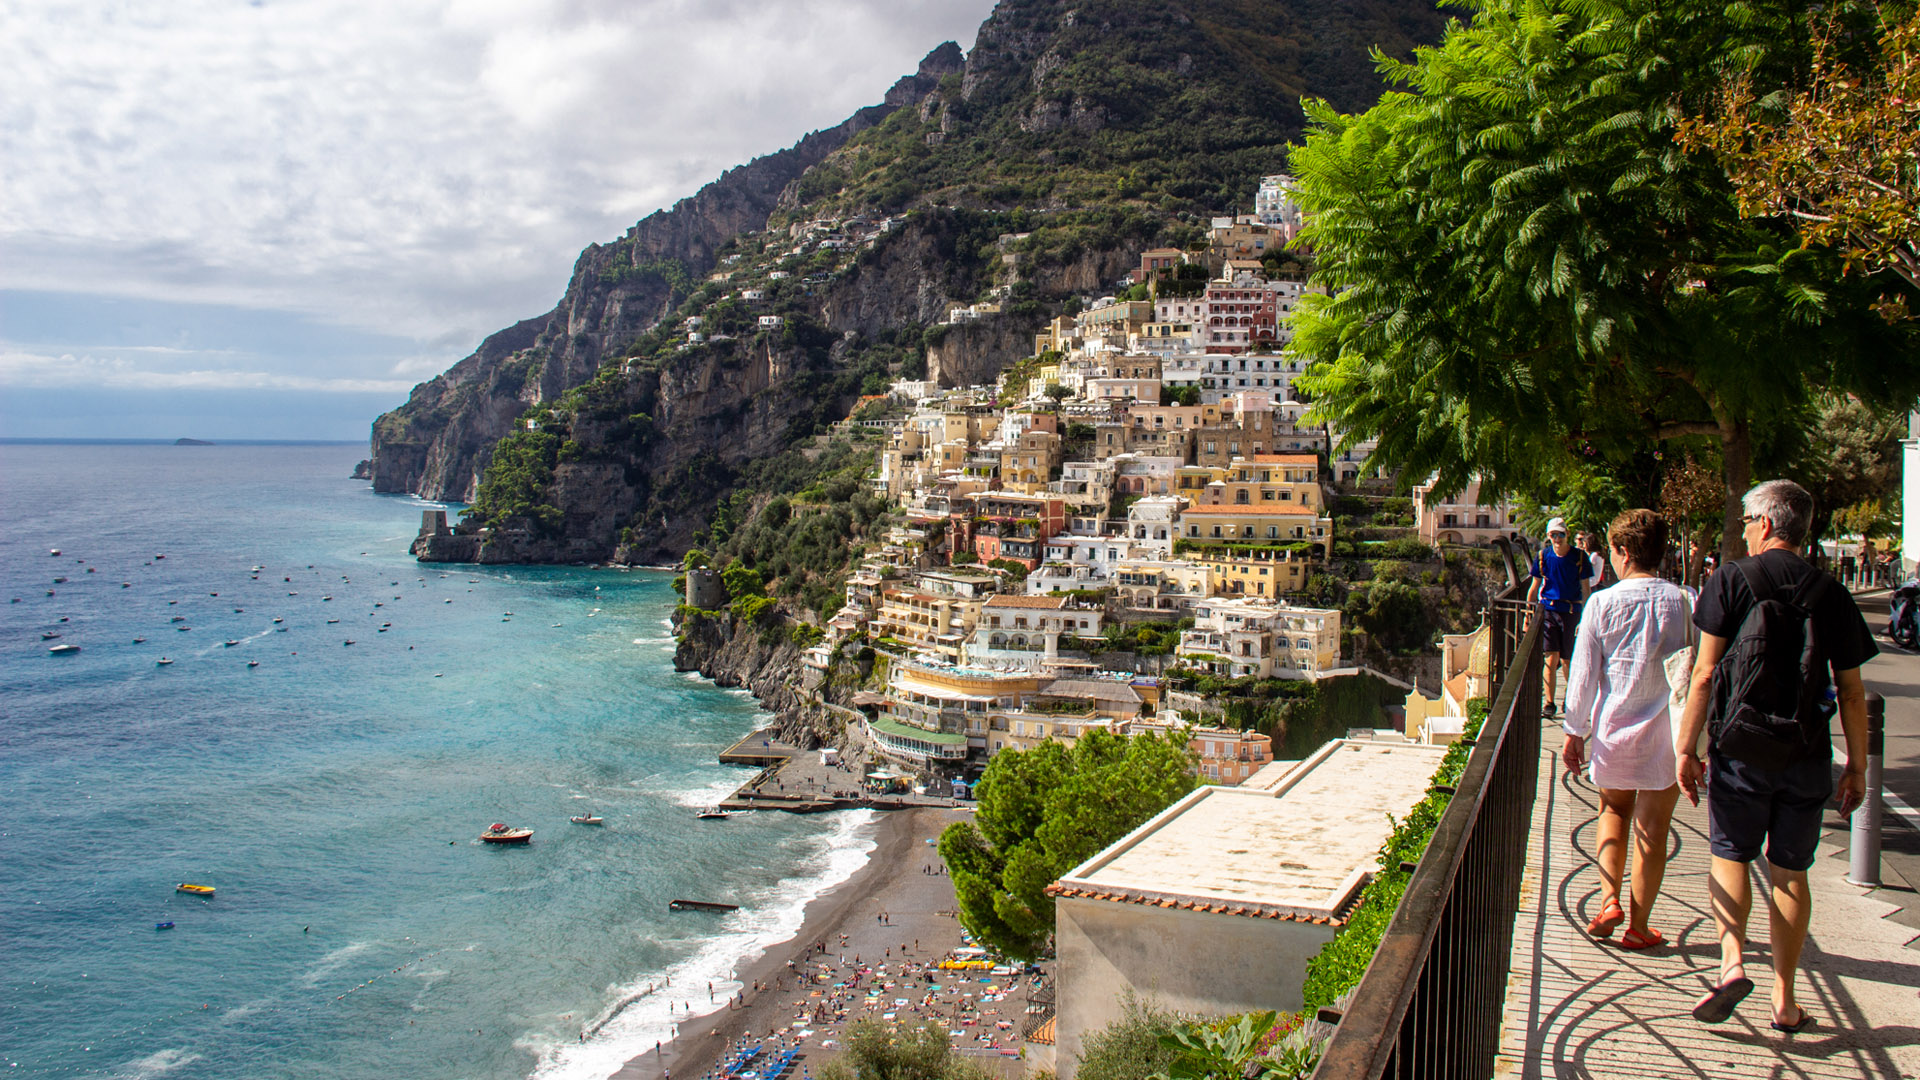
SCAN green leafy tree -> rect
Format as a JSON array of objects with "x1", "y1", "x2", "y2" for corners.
[
  {"x1": 1786, "y1": 396, "x2": 1908, "y2": 549},
  {"x1": 1673, "y1": 2, "x2": 1920, "y2": 315},
  {"x1": 815, "y1": 1019, "x2": 995, "y2": 1080},
  {"x1": 938, "y1": 730, "x2": 1196, "y2": 960},
  {"x1": 1077, "y1": 993, "x2": 1185, "y2": 1080},
  {"x1": 1290, "y1": 0, "x2": 1920, "y2": 560}
]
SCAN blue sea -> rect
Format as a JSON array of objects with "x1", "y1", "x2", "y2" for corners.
[{"x1": 0, "y1": 443, "x2": 875, "y2": 1080}]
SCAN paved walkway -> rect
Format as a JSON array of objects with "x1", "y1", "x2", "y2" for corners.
[{"x1": 1499, "y1": 721, "x2": 1920, "y2": 1078}]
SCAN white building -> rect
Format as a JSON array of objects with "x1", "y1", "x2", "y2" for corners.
[
  {"x1": 1254, "y1": 174, "x2": 1305, "y2": 240},
  {"x1": 1176, "y1": 597, "x2": 1341, "y2": 679},
  {"x1": 1412, "y1": 475, "x2": 1516, "y2": 546},
  {"x1": 1044, "y1": 739, "x2": 1448, "y2": 1076}
]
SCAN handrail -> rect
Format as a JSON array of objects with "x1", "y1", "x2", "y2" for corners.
[{"x1": 1310, "y1": 581, "x2": 1543, "y2": 1080}]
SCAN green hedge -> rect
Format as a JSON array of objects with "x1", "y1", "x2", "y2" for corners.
[{"x1": 1301, "y1": 697, "x2": 1489, "y2": 1008}]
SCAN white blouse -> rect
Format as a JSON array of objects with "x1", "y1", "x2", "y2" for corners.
[{"x1": 1563, "y1": 577, "x2": 1695, "y2": 790}]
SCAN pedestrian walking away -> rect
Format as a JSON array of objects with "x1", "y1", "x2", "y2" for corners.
[
  {"x1": 1562, "y1": 509, "x2": 1693, "y2": 950},
  {"x1": 1531, "y1": 516, "x2": 1594, "y2": 715},
  {"x1": 1675, "y1": 480, "x2": 1876, "y2": 1033}
]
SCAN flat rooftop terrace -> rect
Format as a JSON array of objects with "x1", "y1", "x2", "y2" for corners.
[{"x1": 1052, "y1": 739, "x2": 1445, "y2": 921}]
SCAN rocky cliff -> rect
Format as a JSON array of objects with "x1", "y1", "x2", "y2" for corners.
[
  {"x1": 368, "y1": 0, "x2": 1453, "y2": 554},
  {"x1": 672, "y1": 609, "x2": 846, "y2": 748},
  {"x1": 369, "y1": 44, "x2": 967, "y2": 503}
]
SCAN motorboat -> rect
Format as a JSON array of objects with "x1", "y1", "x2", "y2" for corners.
[
  {"x1": 223, "y1": 640, "x2": 240, "y2": 647},
  {"x1": 247, "y1": 660, "x2": 260, "y2": 668},
  {"x1": 49, "y1": 643, "x2": 80, "y2": 655},
  {"x1": 155, "y1": 922, "x2": 174, "y2": 931},
  {"x1": 569, "y1": 815, "x2": 605, "y2": 826},
  {"x1": 480, "y1": 823, "x2": 533, "y2": 844},
  {"x1": 176, "y1": 883, "x2": 214, "y2": 896},
  {"x1": 156, "y1": 657, "x2": 174, "y2": 665},
  {"x1": 133, "y1": 637, "x2": 146, "y2": 643},
  {"x1": 42, "y1": 631, "x2": 59, "y2": 639},
  {"x1": 697, "y1": 808, "x2": 733, "y2": 820}
]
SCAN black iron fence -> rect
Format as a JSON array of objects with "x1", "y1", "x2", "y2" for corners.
[{"x1": 1310, "y1": 540, "x2": 1544, "y2": 1080}]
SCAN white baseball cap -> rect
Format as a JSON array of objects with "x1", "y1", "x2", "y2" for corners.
[{"x1": 1544, "y1": 517, "x2": 1568, "y2": 537}]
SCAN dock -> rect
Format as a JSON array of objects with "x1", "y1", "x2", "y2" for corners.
[{"x1": 712, "y1": 727, "x2": 969, "y2": 815}]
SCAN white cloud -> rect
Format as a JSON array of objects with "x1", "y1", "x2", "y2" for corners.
[
  {"x1": 0, "y1": 346, "x2": 417, "y2": 394},
  {"x1": 1, "y1": 0, "x2": 991, "y2": 355}
]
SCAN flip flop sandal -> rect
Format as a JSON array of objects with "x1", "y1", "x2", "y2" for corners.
[
  {"x1": 1619, "y1": 927, "x2": 1663, "y2": 950},
  {"x1": 1691, "y1": 976, "x2": 1754, "y2": 1024},
  {"x1": 1586, "y1": 900, "x2": 1624, "y2": 938},
  {"x1": 1770, "y1": 1008, "x2": 1816, "y2": 1034}
]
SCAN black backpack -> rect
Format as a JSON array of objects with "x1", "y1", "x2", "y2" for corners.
[{"x1": 1707, "y1": 556, "x2": 1833, "y2": 772}]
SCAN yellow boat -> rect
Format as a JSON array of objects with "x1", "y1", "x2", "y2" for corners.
[{"x1": 176, "y1": 883, "x2": 215, "y2": 896}]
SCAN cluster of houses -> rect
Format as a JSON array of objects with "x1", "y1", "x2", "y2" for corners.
[{"x1": 753, "y1": 179, "x2": 1486, "y2": 786}]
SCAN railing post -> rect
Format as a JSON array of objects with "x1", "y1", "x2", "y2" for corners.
[{"x1": 1847, "y1": 693, "x2": 1886, "y2": 887}]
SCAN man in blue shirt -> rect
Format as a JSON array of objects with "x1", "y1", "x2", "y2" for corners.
[{"x1": 1528, "y1": 516, "x2": 1593, "y2": 716}]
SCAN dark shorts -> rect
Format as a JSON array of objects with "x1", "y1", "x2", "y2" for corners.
[
  {"x1": 1706, "y1": 752, "x2": 1834, "y2": 872},
  {"x1": 1541, "y1": 607, "x2": 1578, "y2": 659}
]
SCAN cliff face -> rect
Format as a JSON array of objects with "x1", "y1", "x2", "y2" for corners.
[
  {"x1": 369, "y1": 0, "x2": 1455, "y2": 554},
  {"x1": 369, "y1": 45, "x2": 966, "y2": 503},
  {"x1": 673, "y1": 610, "x2": 846, "y2": 747}
]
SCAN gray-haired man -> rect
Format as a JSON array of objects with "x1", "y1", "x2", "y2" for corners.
[{"x1": 1675, "y1": 479, "x2": 1875, "y2": 1032}]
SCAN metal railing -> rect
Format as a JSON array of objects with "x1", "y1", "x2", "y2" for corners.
[{"x1": 1311, "y1": 538, "x2": 1543, "y2": 1080}]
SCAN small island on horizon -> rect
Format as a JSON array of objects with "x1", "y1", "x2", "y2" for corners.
[{"x1": 173, "y1": 438, "x2": 215, "y2": 446}]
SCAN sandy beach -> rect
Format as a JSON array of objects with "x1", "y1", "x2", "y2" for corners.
[{"x1": 611, "y1": 806, "x2": 1037, "y2": 1080}]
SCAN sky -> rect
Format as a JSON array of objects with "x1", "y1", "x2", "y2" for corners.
[{"x1": 0, "y1": 0, "x2": 995, "y2": 441}]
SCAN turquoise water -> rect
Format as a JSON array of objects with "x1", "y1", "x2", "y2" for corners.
[{"x1": 0, "y1": 443, "x2": 874, "y2": 1080}]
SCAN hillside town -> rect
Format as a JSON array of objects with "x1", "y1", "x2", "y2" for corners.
[{"x1": 681, "y1": 176, "x2": 1501, "y2": 794}]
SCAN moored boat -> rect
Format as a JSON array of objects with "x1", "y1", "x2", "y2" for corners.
[
  {"x1": 156, "y1": 657, "x2": 174, "y2": 665},
  {"x1": 176, "y1": 883, "x2": 214, "y2": 896},
  {"x1": 49, "y1": 643, "x2": 80, "y2": 655},
  {"x1": 155, "y1": 921, "x2": 174, "y2": 930},
  {"x1": 569, "y1": 815, "x2": 604, "y2": 825},
  {"x1": 479, "y1": 823, "x2": 533, "y2": 844}
]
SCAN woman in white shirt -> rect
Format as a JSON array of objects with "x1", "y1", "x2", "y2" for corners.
[{"x1": 1562, "y1": 509, "x2": 1694, "y2": 949}]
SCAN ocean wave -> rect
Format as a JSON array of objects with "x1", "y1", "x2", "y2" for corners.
[
  {"x1": 113, "y1": 1047, "x2": 204, "y2": 1079},
  {"x1": 523, "y1": 809, "x2": 878, "y2": 1080}
]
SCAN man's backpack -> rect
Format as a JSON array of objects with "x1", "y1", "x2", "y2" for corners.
[{"x1": 1708, "y1": 556, "x2": 1833, "y2": 772}]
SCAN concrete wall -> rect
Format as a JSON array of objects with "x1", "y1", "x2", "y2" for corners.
[{"x1": 1052, "y1": 897, "x2": 1335, "y2": 1078}]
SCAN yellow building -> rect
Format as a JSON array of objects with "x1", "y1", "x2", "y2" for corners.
[{"x1": 1192, "y1": 546, "x2": 1313, "y2": 597}]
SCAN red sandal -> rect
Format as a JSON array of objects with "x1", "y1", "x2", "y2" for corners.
[
  {"x1": 1586, "y1": 899, "x2": 1624, "y2": 938},
  {"x1": 1619, "y1": 927, "x2": 1664, "y2": 950}
]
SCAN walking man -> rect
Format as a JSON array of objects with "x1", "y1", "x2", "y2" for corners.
[
  {"x1": 1676, "y1": 480, "x2": 1875, "y2": 1032},
  {"x1": 1529, "y1": 517, "x2": 1593, "y2": 715}
]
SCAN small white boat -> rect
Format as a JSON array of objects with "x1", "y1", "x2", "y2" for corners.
[
  {"x1": 49, "y1": 643, "x2": 80, "y2": 655},
  {"x1": 223, "y1": 640, "x2": 240, "y2": 647},
  {"x1": 156, "y1": 657, "x2": 174, "y2": 666},
  {"x1": 41, "y1": 631, "x2": 60, "y2": 640},
  {"x1": 697, "y1": 808, "x2": 733, "y2": 821},
  {"x1": 133, "y1": 637, "x2": 146, "y2": 643},
  {"x1": 569, "y1": 815, "x2": 605, "y2": 826}
]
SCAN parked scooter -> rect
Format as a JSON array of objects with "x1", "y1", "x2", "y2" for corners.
[{"x1": 1887, "y1": 579, "x2": 1920, "y2": 649}]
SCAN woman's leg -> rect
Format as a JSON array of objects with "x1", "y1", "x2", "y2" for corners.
[
  {"x1": 1628, "y1": 785, "x2": 1681, "y2": 933},
  {"x1": 1594, "y1": 787, "x2": 1635, "y2": 913}
]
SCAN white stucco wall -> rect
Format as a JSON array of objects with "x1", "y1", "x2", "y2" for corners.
[
  {"x1": 1052, "y1": 897, "x2": 1335, "y2": 1078},
  {"x1": 1904, "y1": 416, "x2": 1919, "y2": 577}
]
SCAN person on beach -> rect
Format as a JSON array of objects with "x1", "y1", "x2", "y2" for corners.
[
  {"x1": 1561, "y1": 509, "x2": 1694, "y2": 950},
  {"x1": 1676, "y1": 480, "x2": 1874, "y2": 1033},
  {"x1": 1530, "y1": 516, "x2": 1594, "y2": 716}
]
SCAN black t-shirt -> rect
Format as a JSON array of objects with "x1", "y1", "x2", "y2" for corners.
[{"x1": 1695, "y1": 548, "x2": 1880, "y2": 695}]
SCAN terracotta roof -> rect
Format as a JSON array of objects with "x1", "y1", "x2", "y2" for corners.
[
  {"x1": 1027, "y1": 1017, "x2": 1057, "y2": 1045},
  {"x1": 1243, "y1": 453, "x2": 1319, "y2": 464},
  {"x1": 984, "y1": 594, "x2": 1068, "y2": 609},
  {"x1": 1183, "y1": 504, "x2": 1320, "y2": 516},
  {"x1": 1043, "y1": 883, "x2": 1344, "y2": 924}
]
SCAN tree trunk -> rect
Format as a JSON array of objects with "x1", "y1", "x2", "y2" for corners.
[{"x1": 1717, "y1": 419, "x2": 1754, "y2": 561}]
